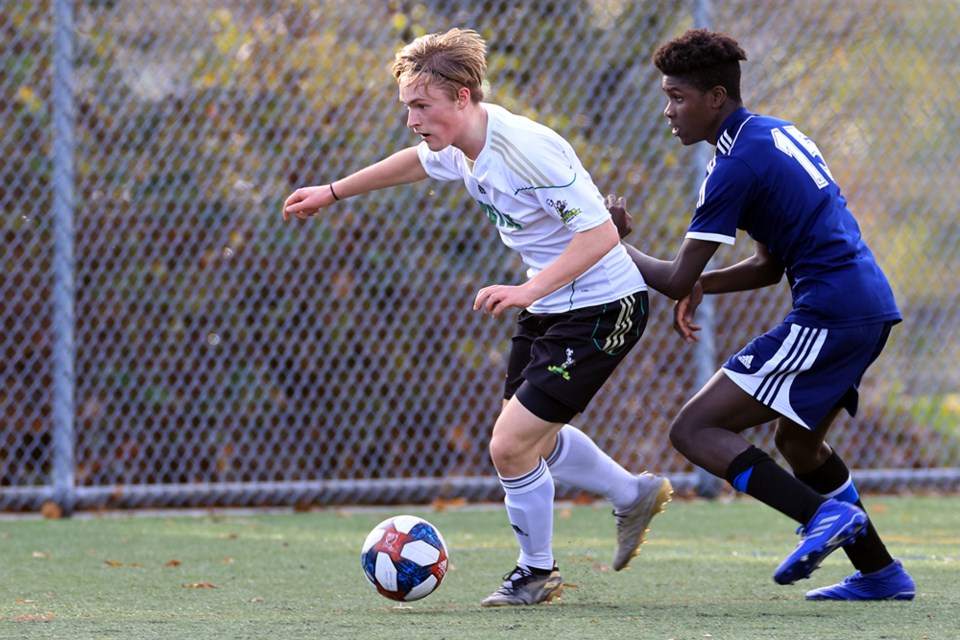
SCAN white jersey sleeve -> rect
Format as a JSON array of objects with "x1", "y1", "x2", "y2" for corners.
[{"x1": 418, "y1": 145, "x2": 464, "y2": 183}]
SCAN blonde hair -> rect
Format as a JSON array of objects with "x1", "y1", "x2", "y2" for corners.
[{"x1": 392, "y1": 28, "x2": 487, "y2": 102}]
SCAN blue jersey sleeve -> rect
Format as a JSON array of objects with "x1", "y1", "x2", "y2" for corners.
[{"x1": 686, "y1": 156, "x2": 757, "y2": 245}]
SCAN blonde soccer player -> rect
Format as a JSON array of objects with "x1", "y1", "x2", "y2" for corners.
[{"x1": 282, "y1": 28, "x2": 671, "y2": 606}]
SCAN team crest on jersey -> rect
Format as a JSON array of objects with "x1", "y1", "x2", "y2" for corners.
[{"x1": 546, "y1": 198, "x2": 581, "y2": 223}]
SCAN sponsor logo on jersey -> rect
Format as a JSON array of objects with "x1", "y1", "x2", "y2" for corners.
[{"x1": 546, "y1": 198, "x2": 581, "y2": 223}]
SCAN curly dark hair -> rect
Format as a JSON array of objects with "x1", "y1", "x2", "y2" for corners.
[{"x1": 652, "y1": 29, "x2": 747, "y2": 103}]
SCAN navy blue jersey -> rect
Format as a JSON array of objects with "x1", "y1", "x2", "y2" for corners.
[{"x1": 687, "y1": 107, "x2": 901, "y2": 328}]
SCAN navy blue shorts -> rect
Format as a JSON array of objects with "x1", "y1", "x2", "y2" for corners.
[
  {"x1": 722, "y1": 321, "x2": 895, "y2": 429},
  {"x1": 504, "y1": 292, "x2": 649, "y2": 423}
]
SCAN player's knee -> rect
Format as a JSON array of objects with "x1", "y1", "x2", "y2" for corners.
[
  {"x1": 487, "y1": 435, "x2": 507, "y2": 468},
  {"x1": 488, "y1": 433, "x2": 521, "y2": 472},
  {"x1": 668, "y1": 416, "x2": 696, "y2": 457}
]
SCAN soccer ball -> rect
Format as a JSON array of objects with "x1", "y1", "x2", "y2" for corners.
[{"x1": 360, "y1": 515, "x2": 449, "y2": 602}]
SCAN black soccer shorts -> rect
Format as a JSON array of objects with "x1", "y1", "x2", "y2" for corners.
[{"x1": 503, "y1": 291, "x2": 649, "y2": 423}]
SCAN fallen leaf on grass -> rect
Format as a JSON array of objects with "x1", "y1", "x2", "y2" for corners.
[
  {"x1": 165, "y1": 559, "x2": 183, "y2": 567},
  {"x1": 431, "y1": 496, "x2": 468, "y2": 511},
  {"x1": 104, "y1": 561, "x2": 124, "y2": 567},
  {"x1": 16, "y1": 614, "x2": 54, "y2": 622},
  {"x1": 40, "y1": 501, "x2": 62, "y2": 519},
  {"x1": 183, "y1": 582, "x2": 217, "y2": 589}
]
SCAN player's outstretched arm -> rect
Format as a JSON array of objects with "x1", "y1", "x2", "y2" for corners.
[
  {"x1": 606, "y1": 194, "x2": 719, "y2": 299},
  {"x1": 620, "y1": 237, "x2": 718, "y2": 301},
  {"x1": 282, "y1": 147, "x2": 428, "y2": 221}
]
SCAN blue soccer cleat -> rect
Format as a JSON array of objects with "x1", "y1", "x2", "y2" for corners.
[
  {"x1": 806, "y1": 559, "x2": 915, "y2": 600},
  {"x1": 773, "y1": 499, "x2": 868, "y2": 585}
]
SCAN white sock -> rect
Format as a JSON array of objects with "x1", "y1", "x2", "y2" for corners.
[
  {"x1": 500, "y1": 458, "x2": 555, "y2": 571},
  {"x1": 545, "y1": 424, "x2": 639, "y2": 511}
]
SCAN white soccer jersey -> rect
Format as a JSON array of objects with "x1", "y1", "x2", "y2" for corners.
[{"x1": 417, "y1": 103, "x2": 646, "y2": 314}]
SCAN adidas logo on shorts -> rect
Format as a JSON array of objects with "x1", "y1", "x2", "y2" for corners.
[{"x1": 737, "y1": 354, "x2": 754, "y2": 369}]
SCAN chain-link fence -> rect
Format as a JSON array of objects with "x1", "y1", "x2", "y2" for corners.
[{"x1": 3, "y1": 0, "x2": 959, "y2": 512}]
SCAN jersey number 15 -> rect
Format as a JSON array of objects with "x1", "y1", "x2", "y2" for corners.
[{"x1": 772, "y1": 125, "x2": 835, "y2": 189}]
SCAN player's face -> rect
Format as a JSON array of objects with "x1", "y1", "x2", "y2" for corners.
[
  {"x1": 399, "y1": 79, "x2": 464, "y2": 152},
  {"x1": 661, "y1": 76, "x2": 719, "y2": 146}
]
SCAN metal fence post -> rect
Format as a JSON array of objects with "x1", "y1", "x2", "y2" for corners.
[
  {"x1": 691, "y1": 0, "x2": 725, "y2": 499},
  {"x1": 52, "y1": 0, "x2": 77, "y2": 516}
]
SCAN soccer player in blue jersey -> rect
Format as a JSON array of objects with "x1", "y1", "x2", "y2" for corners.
[{"x1": 610, "y1": 28, "x2": 915, "y2": 600}]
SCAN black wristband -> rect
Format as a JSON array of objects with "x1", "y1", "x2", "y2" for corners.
[{"x1": 329, "y1": 183, "x2": 341, "y2": 201}]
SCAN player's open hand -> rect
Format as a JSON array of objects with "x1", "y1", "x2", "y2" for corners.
[
  {"x1": 673, "y1": 280, "x2": 704, "y2": 343},
  {"x1": 282, "y1": 185, "x2": 336, "y2": 222},
  {"x1": 605, "y1": 194, "x2": 633, "y2": 239},
  {"x1": 473, "y1": 284, "x2": 536, "y2": 318}
]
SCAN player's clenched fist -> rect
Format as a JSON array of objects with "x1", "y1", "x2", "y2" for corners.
[
  {"x1": 605, "y1": 194, "x2": 633, "y2": 239},
  {"x1": 282, "y1": 184, "x2": 337, "y2": 221},
  {"x1": 473, "y1": 283, "x2": 538, "y2": 318}
]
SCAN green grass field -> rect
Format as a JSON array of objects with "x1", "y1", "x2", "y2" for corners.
[{"x1": 1, "y1": 494, "x2": 957, "y2": 640}]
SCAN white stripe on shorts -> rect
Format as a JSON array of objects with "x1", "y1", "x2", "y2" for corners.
[
  {"x1": 723, "y1": 324, "x2": 828, "y2": 429},
  {"x1": 600, "y1": 294, "x2": 635, "y2": 354}
]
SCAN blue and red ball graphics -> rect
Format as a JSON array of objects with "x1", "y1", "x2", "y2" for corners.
[{"x1": 361, "y1": 515, "x2": 449, "y2": 601}]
